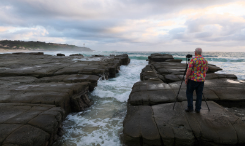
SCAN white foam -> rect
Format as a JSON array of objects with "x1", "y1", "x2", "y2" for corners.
[
  {"x1": 210, "y1": 61, "x2": 245, "y2": 80},
  {"x1": 91, "y1": 60, "x2": 147, "y2": 102},
  {"x1": 60, "y1": 59, "x2": 147, "y2": 146},
  {"x1": 73, "y1": 57, "x2": 103, "y2": 62},
  {"x1": 62, "y1": 102, "x2": 126, "y2": 146}
]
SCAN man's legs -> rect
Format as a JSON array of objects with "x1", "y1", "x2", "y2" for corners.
[
  {"x1": 186, "y1": 79, "x2": 195, "y2": 110},
  {"x1": 195, "y1": 82, "x2": 204, "y2": 112}
]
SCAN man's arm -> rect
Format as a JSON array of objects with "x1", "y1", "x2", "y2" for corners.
[
  {"x1": 185, "y1": 69, "x2": 191, "y2": 84},
  {"x1": 185, "y1": 58, "x2": 194, "y2": 85}
]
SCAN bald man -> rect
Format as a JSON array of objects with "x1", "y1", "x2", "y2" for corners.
[{"x1": 185, "y1": 48, "x2": 208, "y2": 113}]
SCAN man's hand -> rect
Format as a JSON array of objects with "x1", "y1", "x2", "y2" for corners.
[{"x1": 185, "y1": 79, "x2": 188, "y2": 85}]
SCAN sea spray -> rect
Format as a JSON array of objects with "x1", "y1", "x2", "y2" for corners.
[{"x1": 60, "y1": 59, "x2": 147, "y2": 146}]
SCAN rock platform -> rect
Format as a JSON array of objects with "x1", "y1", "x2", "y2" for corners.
[
  {"x1": 0, "y1": 52, "x2": 130, "y2": 146},
  {"x1": 123, "y1": 54, "x2": 245, "y2": 146}
]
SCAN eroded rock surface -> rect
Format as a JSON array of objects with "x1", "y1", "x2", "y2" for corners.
[
  {"x1": 123, "y1": 54, "x2": 245, "y2": 146},
  {"x1": 0, "y1": 103, "x2": 64, "y2": 146},
  {"x1": 0, "y1": 52, "x2": 130, "y2": 146},
  {"x1": 124, "y1": 102, "x2": 245, "y2": 146}
]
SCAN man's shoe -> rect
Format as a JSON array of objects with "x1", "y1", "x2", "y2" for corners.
[
  {"x1": 185, "y1": 109, "x2": 193, "y2": 112},
  {"x1": 195, "y1": 109, "x2": 200, "y2": 113}
]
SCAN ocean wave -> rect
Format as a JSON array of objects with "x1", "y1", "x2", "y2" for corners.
[
  {"x1": 206, "y1": 58, "x2": 245, "y2": 62},
  {"x1": 129, "y1": 56, "x2": 148, "y2": 60},
  {"x1": 11, "y1": 50, "x2": 245, "y2": 62},
  {"x1": 174, "y1": 57, "x2": 245, "y2": 62},
  {"x1": 92, "y1": 59, "x2": 147, "y2": 102}
]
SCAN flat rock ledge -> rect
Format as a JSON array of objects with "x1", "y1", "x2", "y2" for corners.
[
  {"x1": 0, "y1": 52, "x2": 130, "y2": 146},
  {"x1": 123, "y1": 54, "x2": 245, "y2": 146}
]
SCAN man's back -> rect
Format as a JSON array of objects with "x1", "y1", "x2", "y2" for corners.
[{"x1": 188, "y1": 55, "x2": 208, "y2": 82}]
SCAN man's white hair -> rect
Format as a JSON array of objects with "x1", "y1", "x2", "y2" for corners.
[{"x1": 195, "y1": 48, "x2": 202, "y2": 55}]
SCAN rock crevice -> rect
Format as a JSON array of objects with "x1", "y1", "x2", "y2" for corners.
[{"x1": 0, "y1": 52, "x2": 130, "y2": 146}]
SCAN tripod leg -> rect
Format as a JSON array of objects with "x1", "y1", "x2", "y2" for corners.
[
  {"x1": 203, "y1": 93, "x2": 210, "y2": 111},
  {"x1": 173, "y1": 58, "x2": 188, "y2": 110}
]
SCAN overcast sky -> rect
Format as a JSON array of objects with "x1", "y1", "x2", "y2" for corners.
[{"x1": 0, "y1": 0, "x2": 245, "y2": 51}]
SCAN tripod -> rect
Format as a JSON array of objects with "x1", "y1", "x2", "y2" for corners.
[{"x1": 173, "y1": 56, "x2": 210, "y2": 111}]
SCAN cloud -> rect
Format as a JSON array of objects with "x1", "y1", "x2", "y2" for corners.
[
  {"x1": 185, "y1": 14, "x2": 245, "y2": 41},
  {"x1": 0, "y1": 0, "x2": 244, "y2": 51},
  {"x1": 0, "y1": 0, "x2": 233, "y2": 20}
]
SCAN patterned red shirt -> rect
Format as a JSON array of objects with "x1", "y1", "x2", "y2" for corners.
[{"x1": 188, "y1": 55, "x2": 208, "y2": 82}]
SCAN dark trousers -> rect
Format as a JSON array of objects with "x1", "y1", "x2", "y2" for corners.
[{"x1": 186, "y1": 79, "x2": 204, "y2": 111}]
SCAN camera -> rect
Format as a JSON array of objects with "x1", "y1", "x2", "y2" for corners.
[{"x1": 186, "y1": 54, "x2": 192, "y2": 58}]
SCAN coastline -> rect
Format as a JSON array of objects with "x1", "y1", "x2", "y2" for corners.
[
  {"x1": 0, "y1": 48, "x2": 93, "y2": 53},
  {"x1": 0, "y1": 48, "x2": 42, "y2": 53}
]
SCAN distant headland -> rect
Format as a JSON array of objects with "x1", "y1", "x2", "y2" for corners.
[{"x1": 0, "y1": 40, "x2": 93, "y2": 52}]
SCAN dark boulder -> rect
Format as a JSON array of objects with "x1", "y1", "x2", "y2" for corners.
[
  {"x1": 148, "y1": 54, "x2": 174, "y2": 63},
  {"x1": 57, "y1": 53, "x2": 65, "y2": 56},
  {"x1": 69, "y1": 54, "x2": 84, "y2": 57}
]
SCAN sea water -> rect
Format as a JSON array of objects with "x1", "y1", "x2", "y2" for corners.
[
  {"x1": 59, "y1": 59, "x2": 147, "y2": 146},
  {"x1": 2, "y1": 50, "x2": 244, "y2": 145},
  {"x1": 52, "y1": 51, "x2": 245, "y2": 146}
]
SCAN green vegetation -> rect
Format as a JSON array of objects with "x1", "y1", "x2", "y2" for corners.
[{"x1": 0, "y1": 40, "x2": 92, "y2": 51}]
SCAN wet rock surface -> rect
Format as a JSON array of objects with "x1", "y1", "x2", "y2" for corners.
[
  {"x1": 0, "y1": 52, "x2": 130, "y2": 146},
  {"x1": 123, "y1": 54, "x2": 245, "y2": 146}
]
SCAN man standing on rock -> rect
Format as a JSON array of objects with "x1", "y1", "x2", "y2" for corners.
[{"x1": 185, "y1": 48, "x2": 208, "y2": 113}]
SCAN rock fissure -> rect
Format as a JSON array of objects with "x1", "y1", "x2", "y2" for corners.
[
  {"x1": 150, "y1": 106, "x2": 164, "y2": 146},
  {"x1": 2, "y1": 124, "x2": 25, "y2": 145},
  {"x1": 0, "y1": 52, "x2": 130, "y2": 145}
]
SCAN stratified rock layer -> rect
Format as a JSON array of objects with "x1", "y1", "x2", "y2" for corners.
[
  {"x1": 123, "y1": 53, "x2": 245, "y2": 146},
  {"x1": 0, "y1": 52, "x2": 130, "y2": 146}
]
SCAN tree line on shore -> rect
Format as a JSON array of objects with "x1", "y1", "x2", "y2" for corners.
[{"x1": 0, "y1": 40, "x2": 92, "y2": 51}]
